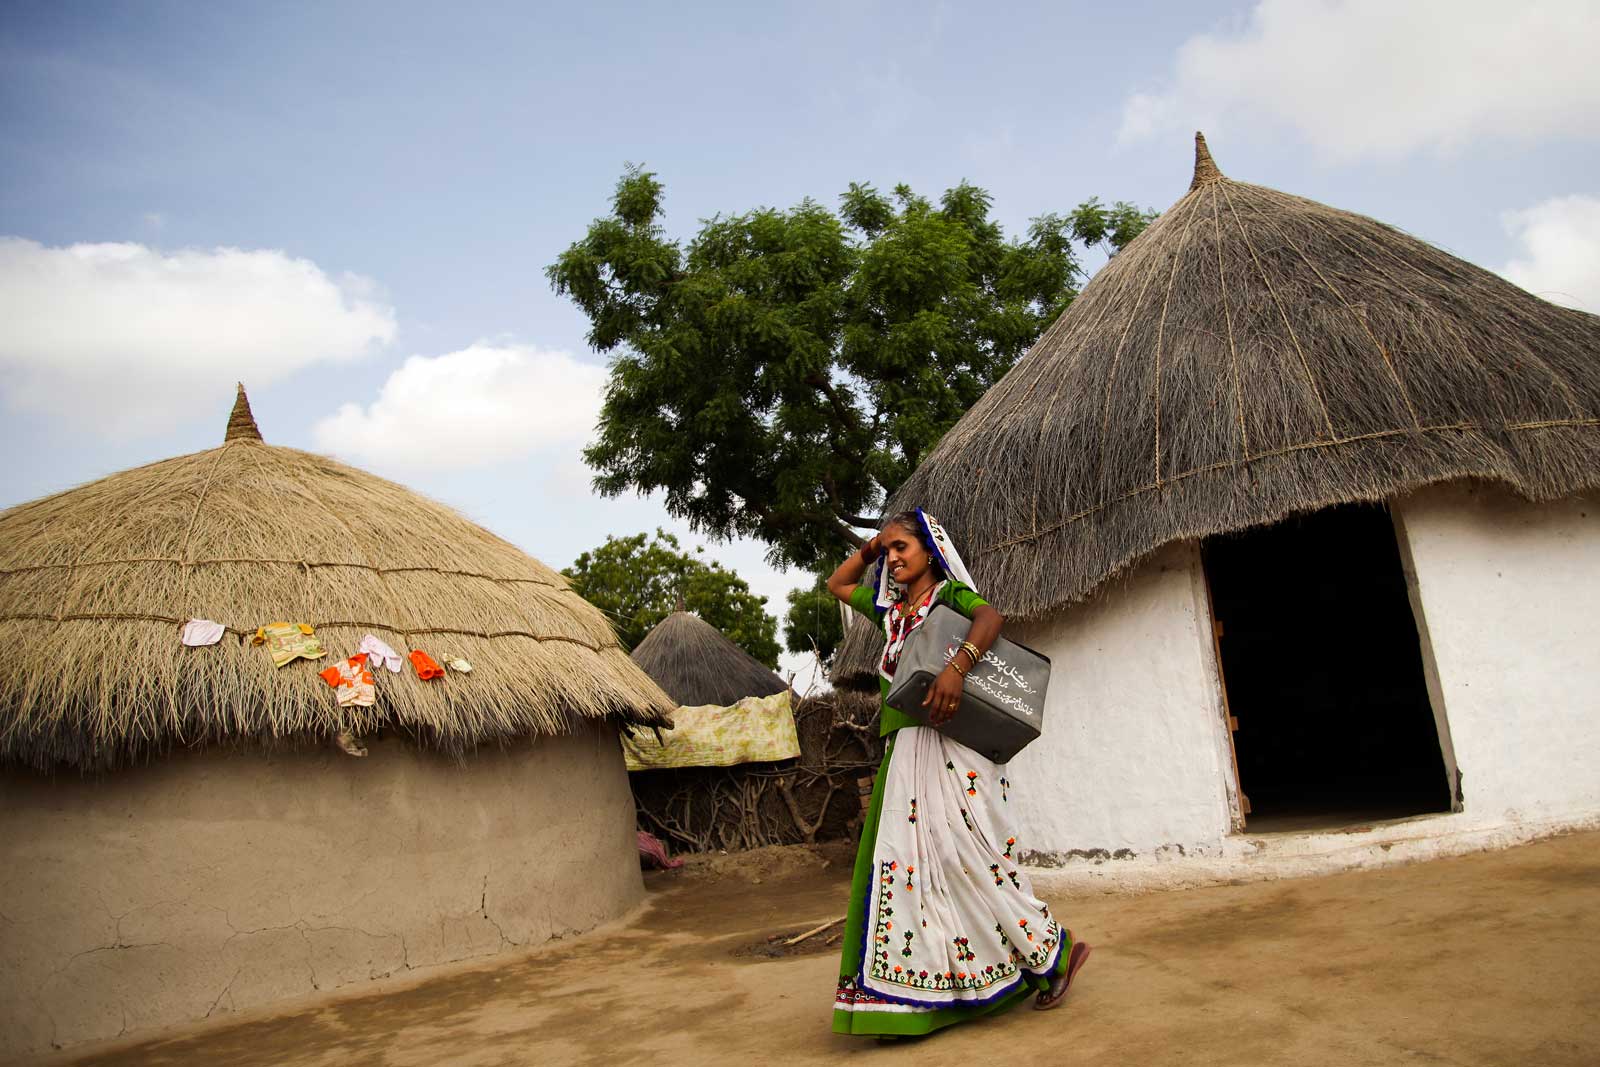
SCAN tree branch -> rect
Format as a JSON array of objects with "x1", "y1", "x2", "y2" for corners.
[
  {"x1": 820, "y1": 474, "x2": 878, "y2": 531},
  {"x1": 806, "y1": 373, "x2": 867, "y2": 435},
  {"x1": 831, "y1": 515, "x2": 866, "y2": 548}
]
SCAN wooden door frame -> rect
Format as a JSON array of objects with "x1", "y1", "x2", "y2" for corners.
[{"x1": 1196, "y1": 545, "x2": 1249, "y2": 831}]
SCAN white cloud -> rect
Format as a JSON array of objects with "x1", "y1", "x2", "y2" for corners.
[
  {"x1": 1119, "y1": 0, "x2": 1600, "y2": 161},
  {"x1": 312, "y1": 342, "x2": 608, "y2": 471},
  {"x1": 1500, "y1": 195, "x2": 1600, "y2": 312},
  {"x1": 0, "y1": 238, "x2": 395, "y2": 433}
]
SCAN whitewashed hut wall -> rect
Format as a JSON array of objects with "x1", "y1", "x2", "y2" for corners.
[
  {"x1": 1003, "y1": 541, "x2": 1236, "y2": 863},
  {"x1": 1392, "y1": 483, "x2": 1600, "y2": 823}
]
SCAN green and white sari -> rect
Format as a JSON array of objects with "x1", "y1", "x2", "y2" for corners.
[{"x1": 832, "y1": 581, "x2": 1072, "y2": 1038}]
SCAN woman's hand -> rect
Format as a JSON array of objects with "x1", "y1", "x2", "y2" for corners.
[
  {"x1": 922, "y1": 664, "x2": 966, "y2": 726},
  {"x1": 827, "y1": 533, "x2": 885, "y2": 603}
]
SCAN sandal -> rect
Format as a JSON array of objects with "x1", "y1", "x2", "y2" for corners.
[{"x1": 1034, "y1": 939, "x2": 1092, "y2": 1010}]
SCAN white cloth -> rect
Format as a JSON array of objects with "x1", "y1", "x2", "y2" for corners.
[
  {"x1": 874, "y1": 509, "x2": 978, "y2": 610},
  {"x1": 358, "y1": 634, "x2": 403, "y2": 673},
  {"x1": 181, "y1": 619, "x2": 225, "y2": 647},
  {"x1": 854, "y1": 727, "x2": 1063, "y2": 1010}
]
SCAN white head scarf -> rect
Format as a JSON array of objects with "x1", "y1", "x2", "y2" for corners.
[
  {"x1": 869, "y1": 509, "x2": 977, "y2": 681},
  {"x1": 872, "y1": 508, "x2": 978, "y2": 609}
]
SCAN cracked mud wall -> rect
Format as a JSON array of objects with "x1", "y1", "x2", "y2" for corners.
[{"x1": 0, "y1": 722, "x2": 643, "y2": 1058}]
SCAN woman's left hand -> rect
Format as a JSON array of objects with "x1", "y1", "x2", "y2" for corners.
[{"x1": 922, "y1": 665, "x2": 966, "y2": 726}]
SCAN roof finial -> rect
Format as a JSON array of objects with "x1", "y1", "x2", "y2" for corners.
[
  {"x1": 1190, "y1": 131, "x2": 1224, "y2": 190},
  {"x1": 224, "y1": 383, "x2": 263, "y2": 443},
  {"x1": 675, "y1": 594, "x2": 687, "y2": 613}
]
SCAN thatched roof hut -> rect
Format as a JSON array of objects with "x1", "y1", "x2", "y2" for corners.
[
  {"x1": 0, "y1": 386, "x2": 672, "y2": 771},
  {"x1": 836, "y1": 132, "x2": 1600, "y2": 687},
  {"x1": 630, "y1": 610, "x2": 787, "y2": 708},
  {"x1": 833, "y1": 135, "x2": 1600, "y2": 877},
  {"x1": 0, "y1": 387, "x2": 675, "y2": 1056}
]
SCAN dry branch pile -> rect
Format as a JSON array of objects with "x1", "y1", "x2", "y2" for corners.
[{"x1": 630, "y1": 688, "x2": 884, "y2": 854}]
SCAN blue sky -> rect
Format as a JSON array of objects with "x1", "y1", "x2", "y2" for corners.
[{"x1": 3, "y1": 0, "x2": 1599, "y2": 689}]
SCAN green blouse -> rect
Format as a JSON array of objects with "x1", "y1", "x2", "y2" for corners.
[{"x1": 847, "y1": 579, "x2": 990, "y2": 736}]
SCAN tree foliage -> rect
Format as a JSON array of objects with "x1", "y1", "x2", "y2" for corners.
[
  {"x1": 549, "y1": 169, "x2": 1155, "y2": 571},
  {"x1": 783, "y1": 572, "x2": 846, "y2": 666},
  {"x1": 563, "y1": 529, "x2": 780, "y2": 668}
]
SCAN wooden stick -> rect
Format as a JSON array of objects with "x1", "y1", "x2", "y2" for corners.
[{"x1": 783, "y1": 915, "x2": 846, "y2": 947}]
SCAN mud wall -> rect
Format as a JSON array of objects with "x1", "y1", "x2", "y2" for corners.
[
  {"x1": 1003, "y1": 541, "x2": 1236, "y2": 862},
  {"x1": 1392, "y1": 483, "x2": 1600, "y2": 822},
  {"x1": 0, "y1": 724, "x2": 642, "y2": 1058}
]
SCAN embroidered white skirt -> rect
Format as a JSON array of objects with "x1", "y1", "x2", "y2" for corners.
[{"x1": 846, "y1": 725, "x2": 1065, "y2": 1012}]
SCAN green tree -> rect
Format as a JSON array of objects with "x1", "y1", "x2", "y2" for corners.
[
  {"x1": 783, "y1": 572, "x2": 846, "y2": 666},
  {"x1": 549, "y1": 168, "x2": 1155, "y2": 571},
  {"x1": 563, "y1": 529, "x2": 781, "y2": 668}
]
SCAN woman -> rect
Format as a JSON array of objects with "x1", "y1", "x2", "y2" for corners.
[{"x1": 826, "y1": 509, "x2": 1090, "y2": 1038}]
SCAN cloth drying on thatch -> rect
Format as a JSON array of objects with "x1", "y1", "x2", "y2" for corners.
[
  {"x1": 622, "y1": 690, "x2": 800, "y2": 770},
  {"x1": 181, "y1": 618, "x2": 224, "y2": 646},
  {"x1": 319, "y1": 654, "x2": 376, "y2": 708},
  {"x1": 629, "y1": 610, "x2": 788, "y2": 708},
  {"x1": 833, "y1": 132, "x2": 1600, "y2": 687},
  {"x1": 0, "y1": 386, "x2": 674, "y2": 771},
  {"x1": 252, "y1": 621, "x2": 326, "y2": 667},
  {"x1": 358, "y1": 633, "x2": 404, "y2": 672}
]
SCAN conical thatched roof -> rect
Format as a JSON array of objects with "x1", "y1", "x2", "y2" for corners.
[
  {"x1": 0, "y1": 386, "x2": 673, "y2": 771},
  {"x1": 833, "y1": 133, "x2": 1600, "y2": 688},
  {"x1": 630, "y1": 611, "x2": 788, "y2": 708}
]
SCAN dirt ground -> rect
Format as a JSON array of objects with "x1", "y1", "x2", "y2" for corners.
[{"x1": 44, "y1": 831, "x2": 1600, "y2": 1067}]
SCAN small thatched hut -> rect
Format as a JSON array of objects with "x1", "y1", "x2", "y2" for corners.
[
  {"x1": 837, "y1": 135, "x2": 1600, "y2": 864},
  {"x1": 630, "y1": 610, "x2": 788, "y2": 708},
  {"x1": 0, "y1": 387, "x2": 673, "y2": 1057}
]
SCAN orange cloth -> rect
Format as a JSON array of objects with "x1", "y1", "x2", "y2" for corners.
[
  {"x1": 410, "y1": 649, "x2": 445, "y2": 680},
  {"x1": 320, "y1": 653, "x2": 375, "y2": 707}
]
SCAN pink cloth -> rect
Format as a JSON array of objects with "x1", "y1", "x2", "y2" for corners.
[{"x1": 637, "y1": 830, "x2": 684, "y2": 870}]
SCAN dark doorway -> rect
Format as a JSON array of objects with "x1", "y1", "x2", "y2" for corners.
[{"x1": 1202, "y1": 503, "x2": 1451, "y2": 832}]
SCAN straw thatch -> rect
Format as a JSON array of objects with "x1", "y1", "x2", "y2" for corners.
[
  {"x1": 630, "y1": 611, "x2": 788, "y2": 708},
  {"x1": 0, "y1": 386, "x2": 673, "y2": 771},
  {"x1": 833, "y1": 133, "x2": 1600, "y2": 687}
]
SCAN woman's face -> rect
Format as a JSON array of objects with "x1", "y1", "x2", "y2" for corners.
[{"x1": 879, "y1": 521, "x2": 933, "y2": 587}]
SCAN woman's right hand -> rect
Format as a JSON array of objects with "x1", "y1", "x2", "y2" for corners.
[{"x1": 828, "y1": 532, "x2": 882, "y2": 602}]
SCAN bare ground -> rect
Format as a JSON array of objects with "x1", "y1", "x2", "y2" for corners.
[{"x1": 47, "y1": 831, "x2": 1600, "y2": 1067}]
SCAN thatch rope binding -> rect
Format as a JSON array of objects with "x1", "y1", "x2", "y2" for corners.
[
  {"x1": 0, "y1": 557, "x2": 570, "y2": 591},
  {"x1": 0, "y1": 612, "x2": 623, "y2": 651},
  {"x1": 833, "y1": 136, "x2": 1600, "y2": 686},
  {"x1": 0, "y1": 387, "x2": 676, "y2": 770},
  {"x1": 1217, "y1": 179, "x2": 1338, "y2": 438},
  {"x1": 978, "y1": 417, "x2": 1600, "y2": 558}
]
